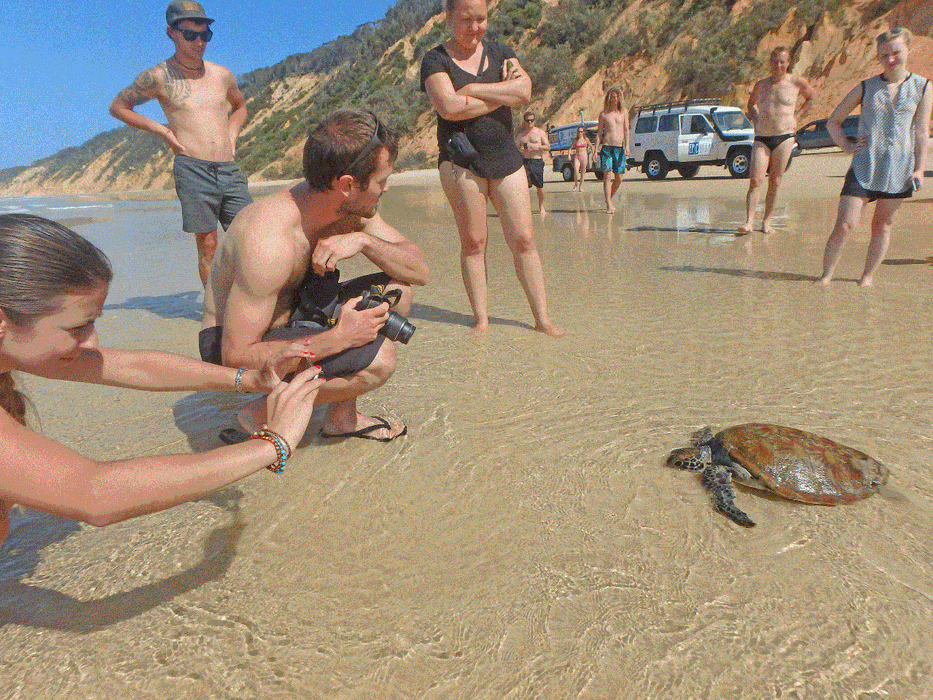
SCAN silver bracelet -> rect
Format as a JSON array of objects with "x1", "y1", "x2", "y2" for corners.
[{"x1": 234, "y1": 368, "x2": 247, "y2": 393}]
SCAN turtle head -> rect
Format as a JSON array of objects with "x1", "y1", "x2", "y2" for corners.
[{"x1": 667, "y1": 445, "x2": 712, "y2": 472}]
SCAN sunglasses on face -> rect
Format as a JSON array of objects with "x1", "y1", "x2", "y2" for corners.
[
  {"x1": 346, "y1": 113, "x2": 388, "y2": 177},
  {"x1": 177, "y1": 28, "x2": 213, "y2": 42},
  {"x1": 525, "y1": 118, "x2": 534, "y2": 122}
]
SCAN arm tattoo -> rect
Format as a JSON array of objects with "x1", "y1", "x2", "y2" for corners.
[{"x1": 118, "y1": 69, "x2": 158, "y2": 107}]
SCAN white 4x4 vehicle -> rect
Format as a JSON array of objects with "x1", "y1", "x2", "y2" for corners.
[{"x1": 628, "y1": 99, "x2": 754, "y2": 179}]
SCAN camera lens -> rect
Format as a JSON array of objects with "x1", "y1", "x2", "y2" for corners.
[{"x1": 382, "y1": 311, "x2": 416, "y2": 344}]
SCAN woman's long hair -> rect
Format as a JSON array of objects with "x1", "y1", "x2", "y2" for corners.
[{"x1": 0, "y1": 214, "x2": 112, "y2": 424}]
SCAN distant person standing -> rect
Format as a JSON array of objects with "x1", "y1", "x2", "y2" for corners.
[
  {"x1": 596, "y1": 87, "x2": 629, "y2": 214},
  {"x1": 739, "y1": 47, "x2": 814, "y2": 234},
  {"x1": 818, "y1": 27, "x2": 931, "y2": 287},
  {"x1": 109, "y1": 1, "x2": 251, "y2": 285},
  {"x1": 515, "y1": 111, "x2": 549, "y2": 214}
]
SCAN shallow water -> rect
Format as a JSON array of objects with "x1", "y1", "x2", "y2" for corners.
[{"x1": 2, "y1": 158, "x2": 933, "y2": 698}]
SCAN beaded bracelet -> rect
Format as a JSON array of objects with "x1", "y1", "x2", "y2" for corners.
[
  {"x1": 249, "y1": 426, "x2": 293, "y2": 474},
  {"x1": 234, "y1": 368, "x2": 247, "y2": 393}
]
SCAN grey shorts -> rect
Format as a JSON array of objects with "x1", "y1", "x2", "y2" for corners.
[{"x1": 173, "y1": 155, "x2": 252, "y2": 233}]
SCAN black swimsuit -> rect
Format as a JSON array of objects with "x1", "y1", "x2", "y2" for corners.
[
  {"x1": 754, "y1": 133, "x2": 795, "y2": 151},
  {"x1": 420, "y1": 40, "x2": 525, "y2": 180}
]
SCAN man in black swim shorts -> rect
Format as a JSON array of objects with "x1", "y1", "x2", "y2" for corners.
[
  {"x1": 515, "y1": 111, "x2": 550, "y2": 214},
  {"x1": 740, "y1": 46, "x2": 815, "y2": 234},
  {"x1": 201, "y1": 109, "x2": 429, "y2": 443}
]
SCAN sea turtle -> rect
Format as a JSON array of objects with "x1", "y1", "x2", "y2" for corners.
[{"x1": 666, "y1": 423, "x2": 888, "y2": 527}]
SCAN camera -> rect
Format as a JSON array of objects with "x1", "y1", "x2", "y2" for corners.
[{"x1": 355, "y1": 285, "x2": 416, "y2": 344}]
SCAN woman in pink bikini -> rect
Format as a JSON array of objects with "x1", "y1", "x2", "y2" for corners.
[{"x1": 571, "y1": 127, "x2": 591, "y2": 192}]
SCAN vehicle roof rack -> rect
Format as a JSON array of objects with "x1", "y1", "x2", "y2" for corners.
[{"x1": 634, "y1": 98, "x2": 720, "y2": 116}]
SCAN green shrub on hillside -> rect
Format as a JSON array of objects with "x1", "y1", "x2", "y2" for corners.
[
  {"x1": 666, "y1": 0, "x2": 838, "y2": 98},
  {"x1": 382, "y1": 45, "x2": 408, "y2": 78},
  {"x1": 237, "y1": 60, "x2": 428, "y2": 177},
  {"x1": 537, "y1": 0, "x2": 607, "y2": 53},
  {"x1": 489, "y1": 0, "x2": 543, "y2": 38},
  {"x1": 585, "y1": 31, "x2": 643, "y2": 71},
  {"x1": 525, "y1": 44, "x2": 575, "y2": 93},
  {"x1": 413, "y1": 22, "x2": 448, "y2": 60},
  {"x1": 240, "y1": 0, "x2": 438, "y2": 98}
]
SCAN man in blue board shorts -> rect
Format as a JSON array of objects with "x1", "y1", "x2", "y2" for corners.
[{"x1": 596, "y1": 87, "x2": 630, "y2": 213}]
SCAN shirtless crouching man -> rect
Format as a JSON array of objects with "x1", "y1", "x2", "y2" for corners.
[
  {"x1": 739, "y1": 46, "x2": 815, "y2": 234},
  {"x1": 515, "y1": 111, "x2": 550, "y2": 214},
  {"x1": 110, "y1": 1, "x2": 251, "y2": 285},
  {"x1": 201, "y1": 109, "x2": 428, "y2": 442},
  {"x1": 596, "y1": 87, "x2": 630, "y2": 214}
]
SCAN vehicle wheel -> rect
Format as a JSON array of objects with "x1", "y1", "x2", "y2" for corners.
[
  {"x1": 727, "y1": 147, "x2": 751, "y2": 178},
  {"x1": 561, "y1": 164, "x2": 574, "y2": 182},
  {"x1": 645, "y1": 152, "x2": 669, "y2": 180},
  {"x1": 594, "y1": 170, "x2": 605, "y2": 181},
  {"x1": 677, "y1": 164, "x2": 700, "y2": 178}
]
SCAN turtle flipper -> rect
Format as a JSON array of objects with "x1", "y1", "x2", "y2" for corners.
[{"x1": 701, "y1": 464, "x2": 756, "y2": 527}]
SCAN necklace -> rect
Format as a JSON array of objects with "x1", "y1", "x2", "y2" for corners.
[{"x1": 172, "y1": 55, "x2": 204, "y2": 72}]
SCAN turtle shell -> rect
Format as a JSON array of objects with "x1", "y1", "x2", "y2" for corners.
[{"x1": 715, "y1": 423, "x2": 888, "y2": 505}]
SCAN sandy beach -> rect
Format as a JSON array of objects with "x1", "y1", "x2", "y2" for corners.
[{"x1": 2, "y1": 150, "x2": 933, "y2": 699}]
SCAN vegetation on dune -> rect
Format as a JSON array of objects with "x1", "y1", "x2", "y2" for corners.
[
  {"x1": 668, "y1": 0, "x2": 846, "y2": 98},
  {"x1": 5, "y1": 0, "x2": 900, "y2": 191},
  {"x1": 238, "y1": 0, "x2": 439, "y2": 99}
]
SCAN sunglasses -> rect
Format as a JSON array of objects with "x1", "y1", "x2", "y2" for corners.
[
  {"x1": 876, "y1": 26, "x2": 906, "y2": 43},
  {"x1": 177, "y1": 28, "x2": 213, "y2": 42},
  {"x1": 345, "y1": 113, "x2": 388, "y2": 177},
  {"x1": 524, "y1": 117, "x2": 535, "y2": 122}
]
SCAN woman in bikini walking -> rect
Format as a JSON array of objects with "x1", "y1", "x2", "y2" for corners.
[{"x1": 571, "y1": 126, "x2": 591, "y2": 192}]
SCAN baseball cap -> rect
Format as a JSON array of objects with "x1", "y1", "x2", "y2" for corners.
[{"x1": 166, "y1": 1, "x2": 214, "y2": 26}]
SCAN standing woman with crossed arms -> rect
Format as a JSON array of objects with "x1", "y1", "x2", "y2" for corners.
[{"x1": 420, "y1": 0, "x2": 565, "y2": 336}]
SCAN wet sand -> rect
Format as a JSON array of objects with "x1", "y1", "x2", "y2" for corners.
[{"x1": 2, "y1": 150, "x2": 933, "y2": 699}]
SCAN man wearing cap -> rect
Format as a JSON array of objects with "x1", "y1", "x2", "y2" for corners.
[{"x1": 110, "y1": 1, "x2": 251, "y2": 285}]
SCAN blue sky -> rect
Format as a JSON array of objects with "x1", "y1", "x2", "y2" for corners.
[{"x1": 0, "y1": 0, "x2": 405, "y2": 170}]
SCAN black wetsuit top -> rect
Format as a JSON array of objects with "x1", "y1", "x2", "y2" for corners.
[{"x1": 420, "y1": 40, "x2": 525, "y2": 180}]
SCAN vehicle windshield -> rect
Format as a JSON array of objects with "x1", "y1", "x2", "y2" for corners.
[{"x1": 712, "y1": 111, "x2": 751, "y2": 131}]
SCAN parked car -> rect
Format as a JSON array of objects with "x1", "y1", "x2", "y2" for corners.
[
  {"x1": 795, "y1": 116, "x2": 860, "y2": 150},
  {"x1": 628, "y1": 98, "x2": 755, "y2": 179},
  {"x1": 548, "y1": 120, "x2": 604, "y2": 182}
]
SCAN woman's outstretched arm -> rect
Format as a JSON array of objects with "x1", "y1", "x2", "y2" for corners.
[
  {"x1": 29, "y1": 342, "x2": 315, "y2": 394},
  {"x1": 0, "y1": 367, "x2": 322, "y2": 530}
]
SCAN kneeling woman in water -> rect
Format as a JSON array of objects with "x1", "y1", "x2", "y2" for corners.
[
  {"x1": 0, "y1": 214, "x2": 323, "y2": 544},
  {"x1": 420, "y1": 0, "x2": 565, "y2": 336}
]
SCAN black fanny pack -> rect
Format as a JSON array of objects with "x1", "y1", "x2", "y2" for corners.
[{"x1": 447, "y1": 131, "x2": 479, "y2": 171}]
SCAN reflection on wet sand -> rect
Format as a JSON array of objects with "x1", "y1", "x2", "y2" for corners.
[{"x1": 2, "y1": 151, "x2": 933, "y2": 697}]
